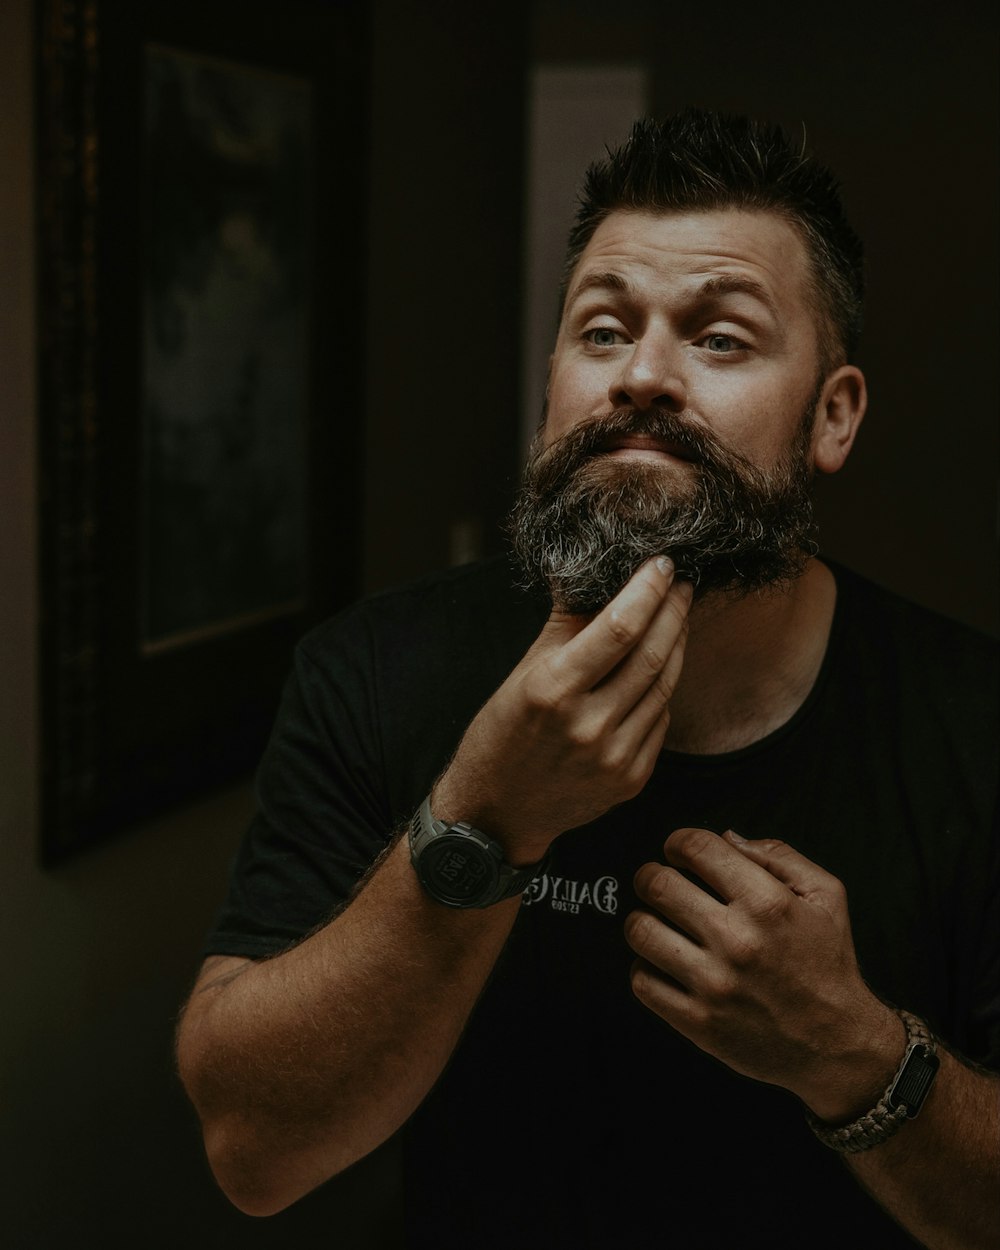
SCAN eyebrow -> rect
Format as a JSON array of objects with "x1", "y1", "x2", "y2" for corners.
[
  {"x1": 566, "y1": 270, "x2": 779, "y2": 320},
  {"x1": 566, "y1": 271, "x2": 637, "y2": 304},
  {"x1": 694, "y1": 274, "x2": 779, "y2": 319}
]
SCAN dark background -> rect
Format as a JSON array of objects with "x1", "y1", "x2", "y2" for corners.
[{"x1": 1, "y1": 0, "x2": 995, "y2": 1244}]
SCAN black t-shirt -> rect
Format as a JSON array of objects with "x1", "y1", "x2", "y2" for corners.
[{"x1": 206, "y1": 557, "x2": 1000, "y2": 1249}]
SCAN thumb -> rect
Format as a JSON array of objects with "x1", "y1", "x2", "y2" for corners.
[{"x1": 537, "y1": 555, "x2": 676, "y2": 647}]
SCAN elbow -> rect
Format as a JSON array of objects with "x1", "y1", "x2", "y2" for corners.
[
  {"x1": 204, "y1": 1116, "x2": 343, "y2": 1218},
  {"x1": 215, "y1": 1173, "x2": 290, "y2": 1219},
  {"x1": 208, "y1": 1142, "x2": 278, "y2": 1217},
  {"x1": 176, "y1": 1019, "x2": 318, "y2": 1215},
  {"x1": 198, "y1": 1098, "x2": 376, "y2": 1217},
  {"x1": 177, "y1": 1022, "x2": 377, "y2": 1214}
]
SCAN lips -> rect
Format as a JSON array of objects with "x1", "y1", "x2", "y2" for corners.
[{"x1": 597, "y1": 433, "x2": 698, "y2": 462}]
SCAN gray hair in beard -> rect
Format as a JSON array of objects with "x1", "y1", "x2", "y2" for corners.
[{"x1": 508, "y1": 404, "x2": 820, "y2": 614}]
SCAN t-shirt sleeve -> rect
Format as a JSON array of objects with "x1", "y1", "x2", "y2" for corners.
[{"x1": 204, "y1": 613, "x2": 393, "y2": 958}]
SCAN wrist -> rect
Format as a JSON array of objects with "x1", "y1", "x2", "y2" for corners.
[
  {"x1": 805, "y1": 1010, "x2": 941, "y2": 1154},
  {"x1": 798, "y1": 1000, "x2": 905, "y2": 1124},
  {"x1": 409, "y1": 793, "x2": 549, "y2": 910},
  {"x1": 429, "y1": 778, "x2": 551, "y2": 868}
]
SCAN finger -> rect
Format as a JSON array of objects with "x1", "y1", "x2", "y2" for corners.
[
  {"x1": 629, "y1": 956, "x2": 693, "y2": 1026},
  {"x1": 633, "y1": 860, "x2": 724, "y2": 944},
  {"x1": 572, "y1": 579, "x2": 689, "y2": 744},
  {"x1": 600, "y1": 578, "x2": 692, "y2": 701},
  {"x1": 663, "y1": 826, "x2": 787, "y2": 907},
  {"x1": 549, "y1": 557, "x2": 676, "y2": 689},
  {"x1": 567, "y1": 602, "x2": 688, "y2": 797},
  {"x1": 620, "y1": 659, "x2": 682, "y2": 783},
  {"x1": 623, "y1": 906, "x2": 707, "y2": 987},
  {"x1": 607, "y1": 678, "x2": 678, "y2": 799},
  {"x1": 723, "y1": 831, "x2": 842, "y2": 902},
  {"x1": 612, "y1": 595, "x2": 690, "y2": 730},
  {"x1": 599, "y1": 611, "x2": 689, "y2": 791}
]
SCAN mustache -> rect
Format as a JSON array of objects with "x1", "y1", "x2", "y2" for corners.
[
  {"x1": 512, "y1": 400, "x2": 819, "y2": 613},
  {"x1": 533, "y1": 408, "x2": 756, "y2": 476}
]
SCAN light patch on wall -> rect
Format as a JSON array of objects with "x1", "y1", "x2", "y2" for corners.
[
  {"x1": 450, "y1": 517, "x2": 483, "y2": 567},
  {"x1": 520, "y1": 65, "x2": 648, "y2": 460}
]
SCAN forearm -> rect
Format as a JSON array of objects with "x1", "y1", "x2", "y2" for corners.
[
  {"x1": 844, "y1": 1048, "x2": 1000, "y2": 1250},
  {"x1": 177, "y1": 833, "x2": 520, "y2": 1216},
  {"x1": 179, "y1": 559, "x2": 689, "y2": 1216}
]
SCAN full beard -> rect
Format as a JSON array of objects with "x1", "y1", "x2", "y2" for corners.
[{"x1": 508, "y1": 404, "x2": 819, "y2": 614}]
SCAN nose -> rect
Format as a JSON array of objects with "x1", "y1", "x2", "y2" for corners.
[{"x1": 610, "y1": 331, "x2": 687, "y2": 412}]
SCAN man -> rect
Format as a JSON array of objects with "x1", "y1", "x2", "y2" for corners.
[{"x1": 177, "y1": 112, "x2": 999, "y2": 1248}]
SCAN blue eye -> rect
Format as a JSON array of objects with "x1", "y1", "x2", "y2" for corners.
[
  {"x1": 586, "y1": 327, "x2": 623, "y2": 347},
  {"x1": 704, "y1": 333, "x2": 741, "y2": 352}
]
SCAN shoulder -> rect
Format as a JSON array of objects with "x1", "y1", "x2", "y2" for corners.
[
  {"x1": 829, "y1": 560, "x2": 997, "y2": 665},
  {"x1": 286, "y1": 558, "x2": 549, "y2": 769},
  {"x1": 826, "y1": 558, "x2": 998, "y2": 741}
]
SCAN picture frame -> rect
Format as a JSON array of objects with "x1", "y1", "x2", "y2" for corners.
[{"x1": 36, "y1": 0, "x2": 368, "y2": 864}]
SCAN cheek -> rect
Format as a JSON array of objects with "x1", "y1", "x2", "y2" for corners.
[
  {"x1": 542, "y1": 372, "x2": 591, "y2": 444},
  {"x1": 704, "y1": 374, "x2": 812, "y2": 465}
]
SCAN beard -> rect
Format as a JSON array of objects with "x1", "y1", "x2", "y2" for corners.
[{"x1": 508, "y1": 400, "x2": 820, "y2": 614}]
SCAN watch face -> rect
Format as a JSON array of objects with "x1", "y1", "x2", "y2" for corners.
[
  {"x1": 419, "y1": 833, "x2": 499, "y2": 906},
  {"x1": 889, "y1": 1045, "x2": 940, "y2": 1115}
]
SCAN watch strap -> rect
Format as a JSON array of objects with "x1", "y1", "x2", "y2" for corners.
[{"x1": 805, "y1": 1010, "x2": 940, "y2": 1155}]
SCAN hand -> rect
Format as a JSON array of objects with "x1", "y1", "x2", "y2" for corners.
[
  {"x1": 625, "y1": 828, "x2": 903, "y2": 1121},
  {"x1": 432, "y1": 557, "x2": 692, "y2": 864}
]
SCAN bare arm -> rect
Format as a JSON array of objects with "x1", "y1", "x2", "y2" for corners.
[
  {"x1": 625, "y1": 829, "x2": 1000, "y2": 1250},
  {"x1": 846, "y1": 1047, "x2": 1000, "y2": 1250},
  {"x1": 177, "y1": 557, "x2": 691, "y2": 1216},
  {"x1": 177, "y1": 839, "x2": 522, "y2": 1217}
]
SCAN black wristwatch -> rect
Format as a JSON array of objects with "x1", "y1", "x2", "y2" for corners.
[{"x1": 408, "y1": 795, "x2": 548, "y2": 909}]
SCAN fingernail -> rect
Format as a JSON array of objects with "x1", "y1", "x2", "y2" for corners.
[
  {"x1": 655, "y1": 555, "x2": 673, "y2": 576},
  {"x1": 725, "y1": 829, "x2": 746, "y2": 844}
]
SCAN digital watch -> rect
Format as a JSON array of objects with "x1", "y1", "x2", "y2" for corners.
[{"x1": 408, "y1": 795, "x2": 548, "y2": 909}]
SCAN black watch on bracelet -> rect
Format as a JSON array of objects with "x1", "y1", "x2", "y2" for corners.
[{"x1": 408, "y1": 795, "x2": 548, "y2": 909}]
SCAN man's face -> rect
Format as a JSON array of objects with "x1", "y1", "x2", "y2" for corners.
[
  {"x1": 544, "y1": 207, "x2": 825, "y2": 467},
  {"x1": 510, "y1": 209, "x2": 833, "y2": 612}
]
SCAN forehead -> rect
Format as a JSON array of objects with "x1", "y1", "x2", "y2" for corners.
[{"x1": 564, "y1": 208, "x2": 814, "y2": 318}]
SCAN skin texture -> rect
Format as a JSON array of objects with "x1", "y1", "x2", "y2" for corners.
[{"x1": 177, "y1": 209, "x2": 999, "y2": 1245}]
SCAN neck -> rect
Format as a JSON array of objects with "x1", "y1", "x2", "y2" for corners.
[{"x1": 665, "y1": 558, "x2": 837, "y2": 755}]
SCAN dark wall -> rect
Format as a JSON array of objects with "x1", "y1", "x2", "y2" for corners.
[
  {"x1": 3, "y1": 2, "x2": 525, "y2": 1247},
  {"x1": 363, "y1": 2, "x2": 528, "y2": 593},
  {"x1": 533, "y1": 0, "x2": 999, "y2": 636}
]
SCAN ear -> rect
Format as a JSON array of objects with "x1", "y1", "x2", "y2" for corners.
[{"x1": 812, "y1": 365, "x2": 866, "y2": 475}]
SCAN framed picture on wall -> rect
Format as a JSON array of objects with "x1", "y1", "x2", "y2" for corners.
[{"x1": 35, "y1": 0, "x2": 368, "y2": 864}]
